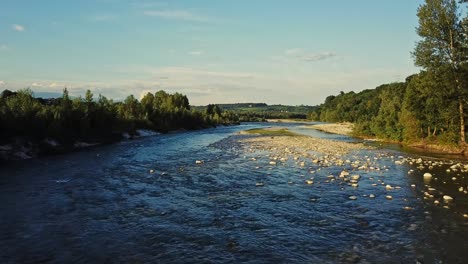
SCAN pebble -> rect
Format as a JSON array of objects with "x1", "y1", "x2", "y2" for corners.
[
  {"x1": 149, "y1": 169, "x2": 155, "y2": 173},
  {"x1": 369, "y1": 194, "x2": 376, "y2": 198},
  {"x1": 385, "y1": 195, "x2": 393, "y2": 200},
  {"x1": 195, "y1": 160, "x2": 204, "y2": 164},
  {"x1": 305, "y1": 180, "x2": 314, "y2": 185},
  {"x1": 443, "y1": 195, "x2": 453, "y2": 202},
  {"x1": 423, "y1": 173, "x2": 432, "y2": 178},
  {"x1": 349, "y1": 196, "x2": 357, "y2": 200},
  {"x1": 411, "y1": 184, "x2": 416, "y2": 188},
  {"x1": 255, "y1": 182, "x2": 264, "y2": 187},
  {"x1": 386, "y1": 184, "x2": 394, "y2": 190},
  {"x1": 269, "y1": 161, "x2": 277, "y2": 165}
]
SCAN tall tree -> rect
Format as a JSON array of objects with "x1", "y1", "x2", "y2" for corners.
[{"x1": 413, "y1": 0, "x2": 467, "y2": 144}]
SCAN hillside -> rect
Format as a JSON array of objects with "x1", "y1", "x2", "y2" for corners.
[{"x1": 193, "y1": 103, "x2": 317, "y2": 121}]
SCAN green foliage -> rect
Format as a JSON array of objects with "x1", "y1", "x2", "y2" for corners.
[
  {"x1": 414, "y1": 0, "x2": 467, "y2": 143},
  {"x1": 0, "y1": 89, "x2": 239, "y2": 146},
  {"x1": 308, "y1": 72, "x2": 465, "y2": 145}
]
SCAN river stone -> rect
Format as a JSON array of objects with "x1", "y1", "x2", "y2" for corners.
[
  {"x1": 349, "y1": 196, "x2": 357, "y2": 200},
  {"x1": 369, "y1": 194, "x2": 376, "y2": 198},
  {"x1": 385, "y1": 195, "x2": 393, "y2": 200},
  {"x1": 443, "y1": 195, "x2": 453, "y2": 202},
  {"x1": 423, "y1": 173, "x2": 432, "y2": 178}
]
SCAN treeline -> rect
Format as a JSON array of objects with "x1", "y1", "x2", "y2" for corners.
[
  {"x1": 309, "y1": 0, "x2": 468, "y2": 149},
  {"x1": 0, "y1": 88, "x2": 239, "y2": 146},
  {"x1": 308, "y1": 76, "x2": 465, "y2": 145},
  {"x1": 194, "y1": 103, "x2": 316, "y2": 121}
]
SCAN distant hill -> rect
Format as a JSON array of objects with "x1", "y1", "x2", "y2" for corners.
[{"x1": 193, "y1": 103, "x2": 317, "y2": 121}]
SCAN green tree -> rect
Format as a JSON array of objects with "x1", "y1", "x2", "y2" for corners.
[{"x1": 413, "y1": 0, "x2": 467, "y2": 144}]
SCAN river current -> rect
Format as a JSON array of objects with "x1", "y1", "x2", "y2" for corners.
[{"x1": 1, "y1": 123, "x2": 467, "y2": 263}]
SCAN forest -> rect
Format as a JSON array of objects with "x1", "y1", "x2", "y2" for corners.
[
  {"x1": 308, "y1": 0, "x2": 467, "y2": 151},
  {"x1": 0, "y1": 89, "x2": 239, "y2": 158}
]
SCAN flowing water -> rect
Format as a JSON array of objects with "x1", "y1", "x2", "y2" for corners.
[{"x1": 1, "y1": 123, "x2": 467, "y2": 263}]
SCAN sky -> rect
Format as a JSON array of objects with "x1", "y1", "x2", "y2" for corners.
[{"x1": 0, "y1": 0, "x2": 423, "y2": 105}]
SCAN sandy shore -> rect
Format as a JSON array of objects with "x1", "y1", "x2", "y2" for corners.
[{"x1": 304, "y1": 122, "x2": 354, "y2": 136}]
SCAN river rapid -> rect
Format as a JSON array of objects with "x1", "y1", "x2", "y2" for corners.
[{"x1": 1, "y1": 122, "x2": 467, "y2": 263}]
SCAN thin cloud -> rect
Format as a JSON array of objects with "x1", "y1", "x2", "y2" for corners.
[
  {"x1": 0, "y1": 80, "x2": 5, "y2": 86},
  {"x1": 144, "y1": 10, "x2": 208, "y2": 22},
  {"x1": 283, "y1": 48, "x2": 337, "y2": 62},
  {"x1": 12, "y1": 24, "x2": 25, "y2": 32},
  {"x1": 299, "y1": 52, "x2": 337, "y2": 62}
]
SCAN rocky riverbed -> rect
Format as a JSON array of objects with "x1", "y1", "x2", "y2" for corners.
[{"x1": 238, "y1": 127, "x2": 468, "y2": 218}]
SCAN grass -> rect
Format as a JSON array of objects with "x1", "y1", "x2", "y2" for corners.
[{"x1": 244, "y1": 128, "x2": 299, "y2": 136}]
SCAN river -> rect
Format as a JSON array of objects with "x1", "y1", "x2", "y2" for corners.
[{"x1": 1, "y1": 122, "x2": 467, "y2": 263}]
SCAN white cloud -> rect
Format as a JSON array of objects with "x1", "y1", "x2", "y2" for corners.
[
  {"x1": 12, "y1": 24, "x2": 25, "y2": 32},
  {"x1": 144, "y1": 10, "x2": 208, "y2": 22},
  {"x1": 188, "y1": 51, "x2": 203, "y2": 56},
  {"x1": 284, "y1": 48, "x2": 302, "y2": 56},
  {"x1": 0, "y1": 80, "x2": 5, "y2": 86},
  {"x1": 2, "y1": 63, "x2": 416, "y2": 105}
]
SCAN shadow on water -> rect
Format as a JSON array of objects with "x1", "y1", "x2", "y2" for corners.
[{"x1": 0, "y1": 122, "x2": 467, "y2": 263}]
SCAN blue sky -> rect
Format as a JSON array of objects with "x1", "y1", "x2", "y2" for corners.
[{"x1": 0, "y1": 0, "x2": 422, "y2": 105}]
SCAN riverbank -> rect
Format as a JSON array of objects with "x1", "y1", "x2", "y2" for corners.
[
  {"x1": 0, "y1": 129, "x2": 162, "y2": 161},
  {"x1": 305, "y1": 122, "x2": 467, "y2": 156}
]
